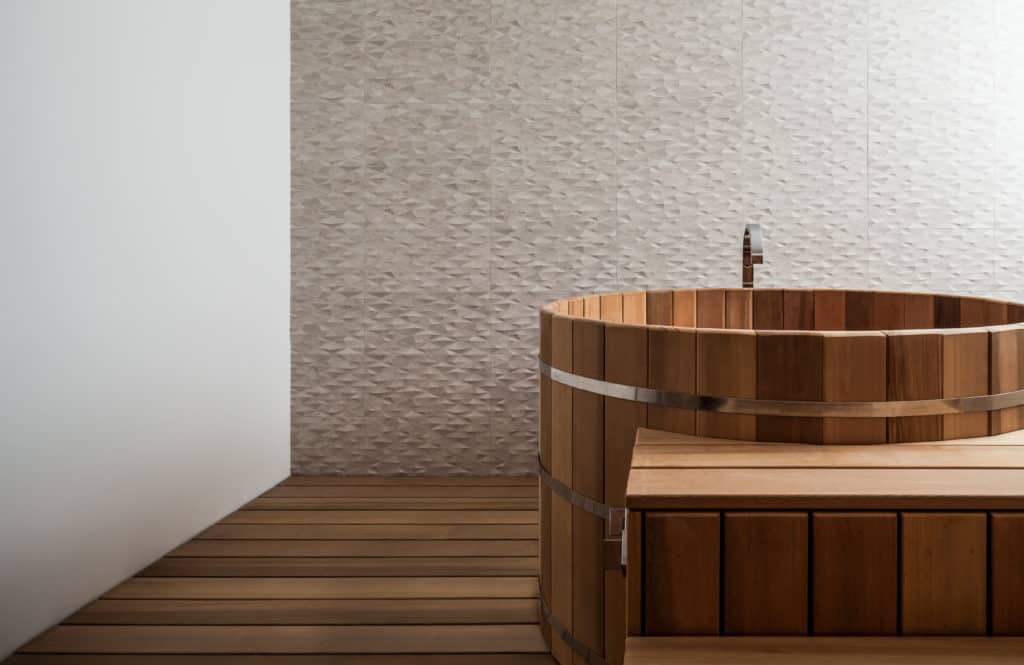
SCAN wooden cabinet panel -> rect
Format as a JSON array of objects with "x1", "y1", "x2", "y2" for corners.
[
  {"x1": 812, "y1": 513, "x2": 898, "y2": 635},
  {"x1": 644, "y1": 513, "x2": 720, "y2": 635},
  {"x1": 901, "y1": 513, "x2": 987, "y2": 635},
  {"x1": 991, "y1": 513, "x2": 1024, "y2": 635},
  {"x1": 723, "y1": 513, "x2": 808, "y2": 635}
]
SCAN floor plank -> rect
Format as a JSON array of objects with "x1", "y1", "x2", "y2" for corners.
[
  {"x1": 8, "y1": 656, "x2": 555, "y2": 664},
  {"x1": 222, "y1": 510, "x2": 537, "y2": 524},
  {"x1": 168, "y1": 539, "x2": 538, "y2": 558},
  {"x1": 141, "y1": 556, "x2": 540, "y2": 577},
  {"x1": 264, "y1": 486, "x2": 537, "y2": 498},
  {"x1": 244, "y1": 498, "x2": 537, "y2": 510},
  {"x1": 20, "y1": 625, "x2": 548, "y2": 654},
  {"x1": 198, "y1": 524, "x2": 538, "y2": 540},
  {"x1": 282, "y1": 477, "x2": 537, "y2": 486},
  {"x1": 105, "y1": 576, "x2": 538, "y2": 599},
  {"x1": 68, "y1": 598, "x2": 541, "y2": 625}
]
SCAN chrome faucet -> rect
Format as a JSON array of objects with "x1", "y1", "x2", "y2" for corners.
[{"x1": 742, "y1": 223, "x2": 763, "y2": 288}]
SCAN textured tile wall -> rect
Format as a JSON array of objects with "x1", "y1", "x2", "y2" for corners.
[{"x1": 292, "y1": 0, "x2": 1024, "y2": 475}]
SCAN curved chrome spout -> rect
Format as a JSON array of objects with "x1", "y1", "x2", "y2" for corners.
[{"x1": 742, "y1": 223, "x2": 763, "y2": 288}]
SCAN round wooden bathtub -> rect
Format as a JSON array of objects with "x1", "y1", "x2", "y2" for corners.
[{"x1": 537, "y1": 288, "x2": 1024, "y2": 665}]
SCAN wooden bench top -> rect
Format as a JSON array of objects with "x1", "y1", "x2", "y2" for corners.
[
  {"x1": 623, "y1": 637, "x2": 1024, "y2": 664},
  {"x1": 626, "y1": 428, "x2": 1024, "y2": 510}
]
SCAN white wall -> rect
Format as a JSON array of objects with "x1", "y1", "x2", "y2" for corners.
[{"x1": 0, "y1": 0, "x2": 290, "y2": 657}]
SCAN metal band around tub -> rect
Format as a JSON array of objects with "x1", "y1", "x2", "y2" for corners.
[
  {"x1": 540, "y1": 595, "x2": 614, "y2": 665},
  {"x1": 539, "y1": 357, "x2": 1024, "y2": 419},
  {"x1": 537, "y1": 459, "x2": 625, "y2": 538}
]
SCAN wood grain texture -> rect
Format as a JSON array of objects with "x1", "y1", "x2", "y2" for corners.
[
  {"x1": 991, "y1": 513, "x2": 1024, "y2": 635},
  {"x1": 604, "y1": 323, "x2": 648, "y2": 507},
  {"x1": 602, "y1": 325, "x2": 643, "y2": 663},
  {"x1": 140, "y1": 557, "x2": 539, "y2": 578},
  {"x1": 550, "y1": 316, "x2": 573, "y2": 665},
  {"x1": 696, "y1": 289, "x2": 726, "y2": 328},
  {"x1": 844, "y1": 291, "x2": 874, "y2": 330},
  {"x1": 68, "y1": 598, "x2": 541, "y2": 625},
  {"x1": 904, "y1": 293, "x2": 935, "y2": 329},
  {"x1": 696, "y1": 331, "x2": 756, "y2": 440},
  {"x1": 604, "y1": 569, "x2": 626, "y2": 665},
  {"x1": 540, "y1": 312, "x2": 553, "y2": 649},
  {"x1": 723, "y1": 513, "x2": 808, "y2": 635},
  {"x1": 942, "y1": 331, "x2": 990, "y2": 440},
  {"x1": 647, "y1": 327, "x2": 696, "y2": 436},
  {"x1": 6, "y1": 656, "x2": 557, "y2": 665},
  {"x1": 645, "y1": 291, "x2": 673, "y2": 326},
  {"x1": 170, "y1": 540, "x2": 538, "y2": 558},
  {"x1": 573, "y1": 510, "x2": 604, "y2": 664},
  {"x1": 873, "y1": 292, "x2": 906, "y2": 330},
  {"x1": 621, "y1": 636, "x2": 1024, "y2": 665},
  {"x1": 627, "y1": 467, "x2": 1024, "y2": 510},
  {"x1": 811, "y1": 513, "x2": 897, "y2": 635},
  {"x1": 757, "y1": 332, "x2": 823, "y2": 444},
  {"x1": 600, "y1": 293, "x2": 624, "y2": 323},
  {"x1": 813, "y1": 290, "x2": 845, "y2": 330},
  {"x1": 623, "y1": 292, "x2": 646, "y2": 325},
  {"x1": 264, "y1": 486, "x2": 537, "y2": 498},
  {"x1": 725, "y1": 289, "x2": 753, "y2": 329},
  {"x1": 991, "y1": 326, "x2": 1024, "y2": 434},
  {"x1": 571, "y1": 317, "x2": 605, "y2": 665},
  {"x1": 572, "y1": 319, "x2": 604, "y2": 500},
  {"x1": 887, "y1": 332, "x2": 943, "y2": 443},
  {"x1": 281, "y1": 477, "x2": 538, "y2": 487},
  {"x1": 935, "y1": 295, "x2": 962, "y2": 329},
  {"x1": 753, "y1": 289, "x2": 784, "y2": 330},
  {"x1": 631, "y1": 426, "x2": 1024, "y2": 447},
  {"x1": 20, "y1": 625, "x2": 547, "y2": 654},
  {"x1": 626, "y1": 511, "x2": 644, "y2": 638},
  {"x1": 198, "y1": 524, "x2": 537, "y2": 541},
  {"x1": 583, "y1": 295, "x2": 601, "y2": 320},
  {"x1": 671, "y1": 290, "x2": 696, "y2": 327},
  {"x1": 223, "y1": 511, "x2": 537, "y2": 525},
  {"x1": 104, "y1": 577, "x2": 538, "y2": 600},
  {"x1": 901, "y1": 513, "x2": 987, "y2": 635},
  {"x1": 643, "y1": 513, "x2": 720, "y2": 636},
  {"x1": 550, "y1": 493, "x2": 573, "y2": 664},
  {"x1": 631, "y1": 441, "x2": 1024, "y2": 469},
  {"x1": 821, "y1": 332, "x2": 887, "y2": 444},
  {"x1": 783, "y1": 290, "x2": 814, "y2": 330},
  {"x1": 605, "y1": 326, "x2": 640, "y2": 665},
  {"x1": 962, "y1": 298, "x2": 1007, "y2": 327},
  {"x1": 245, "y1": 498, "x2": 537, "y2": 510}
]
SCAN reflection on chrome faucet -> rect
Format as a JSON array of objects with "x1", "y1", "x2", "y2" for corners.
[{"x1": 742, "y1": 223, "x2": 763, "y2": 288}]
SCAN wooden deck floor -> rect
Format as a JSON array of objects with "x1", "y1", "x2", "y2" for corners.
[{"x1": 6, "y1": 476, "x2": 553, "y2": 664}]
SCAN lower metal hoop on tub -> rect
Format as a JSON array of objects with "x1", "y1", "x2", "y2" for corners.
[{"x1": 540, "y1": 595, "x2": 615, "y2": 665}]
